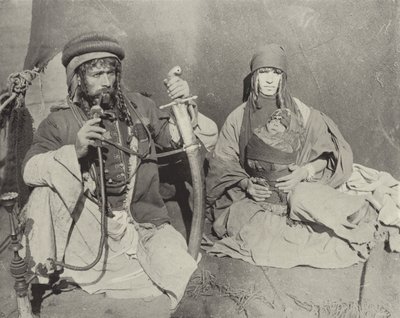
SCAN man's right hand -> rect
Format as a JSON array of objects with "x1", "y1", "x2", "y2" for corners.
[
  {"x1": 239, "y1": 178, "x2": 271, "y2": 202},
  {"x1": 75, "y1": 118, "x2": 105, "y2": 159}
]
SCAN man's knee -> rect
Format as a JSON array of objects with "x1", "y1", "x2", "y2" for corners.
[{"x1": 139, "y1": 223, "x2": 188, "y2": 253}]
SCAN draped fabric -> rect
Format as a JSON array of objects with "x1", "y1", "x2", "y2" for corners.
[
  {"x1": 24, "y1": 0, "x2": 125, "y2": 70},
  {"x1": 22, "y1": 93, "x2": 198, "y2": 308},
  {"x1": 0, "y1": 0, "x2": 124, "y2": 201},
  {"x1": 205, "y1": 98, "x2": 369, "y2": 268},
  {"x1": 207, "y1": 100, "x2": 353, "y2": 213}
]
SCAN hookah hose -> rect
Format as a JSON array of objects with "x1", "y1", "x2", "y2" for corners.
[
  {"x1": 40, "y1": 107, "x2": 109, "y2": 273},
  {"x1": 53, "y1": 145, "x2": 108, "y2": 271}
]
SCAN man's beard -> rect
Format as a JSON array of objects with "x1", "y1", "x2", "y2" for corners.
[{"x1": 85, "y1": 89, "x2": 116, "y2": 110}]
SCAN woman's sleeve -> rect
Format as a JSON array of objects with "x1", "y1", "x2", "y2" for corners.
[
  {"x1": 207, "y1": 106, "x2": 249, "y2": 205},
  {"x1": 297, "y1": 104, "x2": 353, "y2": 187},
  {"x1": 213, "y1": 107, "x2": 243, "y2": 161}
]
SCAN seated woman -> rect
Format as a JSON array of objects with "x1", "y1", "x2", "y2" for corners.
[{"x1": 206, "y1": 43, "x2": 398, "y2": 268}]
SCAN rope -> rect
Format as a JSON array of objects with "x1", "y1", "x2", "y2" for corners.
[
  {"x1": 7, "y1": 68, "x2": 40, "y2": 94},
  {"x1": 0, "y1": 68, "x2": 40, "y2": 114}
]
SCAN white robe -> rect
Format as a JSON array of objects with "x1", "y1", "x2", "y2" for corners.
[{"x1": 23, "y1": 143, "x2": 197, "y2": 310}]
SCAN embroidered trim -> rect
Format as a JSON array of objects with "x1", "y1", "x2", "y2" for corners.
[{"x1": 68, "y1": 100, "x2": 103, "y2": 201}]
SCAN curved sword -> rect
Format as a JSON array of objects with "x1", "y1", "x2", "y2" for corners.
[{"x1": 164, "y1": 66, "x2": 205, "y2": 259}]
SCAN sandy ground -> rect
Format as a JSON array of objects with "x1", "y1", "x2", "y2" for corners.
[{"x1": 1, "y1": 197, "x2": 399, "y2": 318}]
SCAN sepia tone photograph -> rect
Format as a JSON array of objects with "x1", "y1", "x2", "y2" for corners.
[{"x1": 0, "y1": 0, "x2": 399, "y2": 317}]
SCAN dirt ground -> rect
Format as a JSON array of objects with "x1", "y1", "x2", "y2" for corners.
[
  {"x1": 1, "y1": 198, "x2": 399, "y2": 318},
  {"x1": 0, "y1": 2, "x2": 399, "y2": 317}
]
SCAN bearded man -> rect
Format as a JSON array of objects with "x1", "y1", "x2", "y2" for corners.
[{"x1": 22, "y1": 32, "x2": 217, "y2": 311}]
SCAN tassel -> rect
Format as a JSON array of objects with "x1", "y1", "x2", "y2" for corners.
[{"x1": 0, "y1": 104, "x2": 34, "y2": 207}]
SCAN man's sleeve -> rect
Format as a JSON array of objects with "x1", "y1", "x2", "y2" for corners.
[
  {"x1": 193, "y1": 112, "x2": 218, "y2": 152},
  {"x1": 139, "y1": 94, "x2": 218, "y2": 151},
  {"x1": 148, "y1": 101, "x2": 179, "y2": 149},
  {"x1": 22, "y1": 115, "x2": 82, "y2": 187},
  {"x1": 23, "y1": 116, "x2": 64, "y2": 169}
]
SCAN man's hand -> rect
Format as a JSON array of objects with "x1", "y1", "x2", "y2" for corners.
[
  {"x1": 276, "y1": 164, "x2": 308, "y2": 193},
  {"x1": 164, "y1": 76, "x2": 190, "y2": 100},
  {"x1": 75, "y1": 118, "x2": 106, "y2": 159},
  {"x1": 240, "y1": 178, "x2": 272, "y2": 202}
]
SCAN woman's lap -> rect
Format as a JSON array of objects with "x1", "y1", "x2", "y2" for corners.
[{"x1": 209, "y1": 183, "x2": 377, "y2": 268}]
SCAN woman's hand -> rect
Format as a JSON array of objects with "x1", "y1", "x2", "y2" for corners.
[
  {"x1": 240, "y1": 178, "x2": 272, "y2": 202},
  {"x1": 75, "y1": 118, "x2": 106, "y2": 159},
  {"x1": 276, "y1": 164, "x2": 308, "y2": 193},
  {"x1": 163, "y1": 76, "x2": 190, "y2": 100}
]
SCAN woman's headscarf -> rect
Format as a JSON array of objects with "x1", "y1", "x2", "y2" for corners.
[{"x1": 239, "y1": 44, "x2": 302, "y2": 166}]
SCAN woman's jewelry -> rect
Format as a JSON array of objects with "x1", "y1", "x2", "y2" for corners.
[{"x1": 304, "y1": 164, "x2": 316, "y2": 182}]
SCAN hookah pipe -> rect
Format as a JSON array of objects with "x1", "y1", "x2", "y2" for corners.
[
  {"x1": 0, "y1": 100, "x2": 110, "y2": 316},
  {"x1": 161, "y1": 66, "x2": 205, "y2": 259},
  {"x1": 37, "y1": 96, "x2": 111, "y2": 274},
  {"x1": 54, "y1": 98, "x2": 110, "y2": 271},
  {"x1": 0, "y1": 192, "x2": 36, "y2": 318}
]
